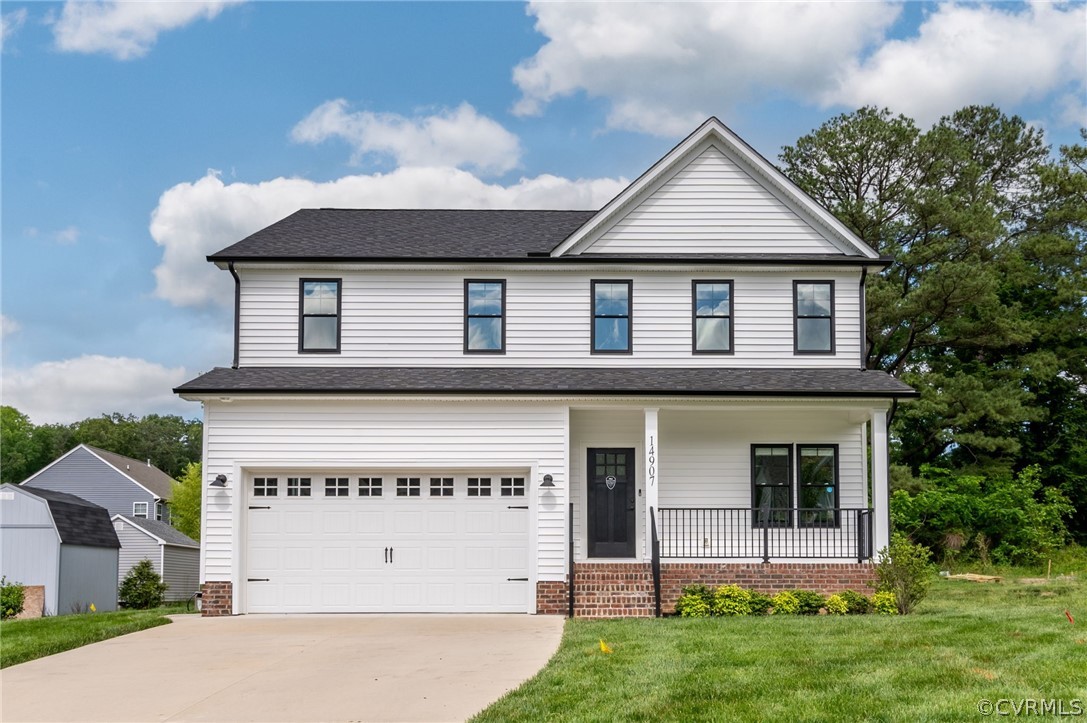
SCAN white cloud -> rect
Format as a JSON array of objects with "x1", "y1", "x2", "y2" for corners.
[
  {"x1": 1, "y1": 7, "x2": 27, "y2": 51},
  {"x1": 291, "y1": 102, "x2": 523, "y2": 176},
  {"x1": 824, "y1": 2, "x2": 1087, "y2": 126},
  {"x1": 151, "y1": 167, "x2": 626, "y2": 307},
  {"x1": 54, "y1": 225, "x2": 80, "y2": 245},
  {"x1": 512, "y1": 1, "x2": 900, "y2": 135},
  {"x1": 51, "y1": 0, "x2": 242, "y2": 60},
  {"x1": 1, "y1": 314, "x2": 21, "y2": 338},
  {"x1": 2, "y1": 355, "x2": 196, "y2": 424}
]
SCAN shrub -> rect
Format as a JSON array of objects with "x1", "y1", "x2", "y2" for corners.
[
  {"x1": 824, "y1": 594, "x2": 848, "y2": 615},
  {"x1": 790, "y1": 590, "x2": 826, "y2": 615},
  {"x1": 770, "y1": 591, "x2": 800, "y2": 615},
  {"x1": 674, "y1": 593, "x2": 710, "y2": 617},
  {"x1": 872, "y1": 591, "x2": 898, "y2": 615},
  {"x1": 711, "y1": 585, "x2": 752, "y2": 616},
  {"x1": 118, "y1": 560, "x2": 168, "y2": 609},
  {"x1": 873, "y1": 533, "x2": 934, "y2": 614},
  {"x1": 1, "y1": 577, "x2": 25, "y2": 620},
  {"x1": 748, "y1": 591, "x2": 774, "y2": 615},
  {"x1": 839, "y1": 589, "x2": 871, "y2": 615}
]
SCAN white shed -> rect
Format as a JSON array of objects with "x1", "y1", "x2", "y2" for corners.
[{"x1": 111, "y1": 515, "x2": 200, "y2": 601}]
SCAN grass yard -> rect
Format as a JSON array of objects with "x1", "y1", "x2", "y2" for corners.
[
  {"x1": 474, "y1": 576, "x2": 1085, "y2": 722},
  {"x1": 0, "y1": 604, "x2": 192, "y2": 668}
]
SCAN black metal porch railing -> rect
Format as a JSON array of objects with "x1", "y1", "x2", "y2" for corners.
[
  {"x1": 650, "y1": 506, "x2": 662, "y2": 617},
  {"x1": 658, "y1": 508, "x2": 873, "y2": 562}
]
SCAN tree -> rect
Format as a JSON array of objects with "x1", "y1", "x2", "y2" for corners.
[
  {"x1": 171, "y1": 462, "x2": 202, "y2": 541},
  {"x1": 1, "y1": 406, "x2": 41, "y2": 484},
  {"x1": 118, "y1": 560, "x2": 168, "y2": 609}
]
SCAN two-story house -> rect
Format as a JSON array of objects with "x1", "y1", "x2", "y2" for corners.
[{"x1": 176, "y1": 118, "x2": 916, "y2": 617}]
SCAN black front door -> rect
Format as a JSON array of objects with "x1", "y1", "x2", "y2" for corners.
[{"x1": 587, "y1": 448, "x2": 636, "y2": 558}]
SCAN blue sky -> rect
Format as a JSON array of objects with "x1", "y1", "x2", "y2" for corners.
[{"x1": 2, "y1": 1, "x2": 1084, "y2": 424}]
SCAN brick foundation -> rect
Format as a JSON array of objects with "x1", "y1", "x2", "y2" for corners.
[
  {"x1": 537, "y1": 561, "x2": 876, "y2": 617},
  {"x1": 200, "y1": 581, "x2": 233, "y2": 616}
]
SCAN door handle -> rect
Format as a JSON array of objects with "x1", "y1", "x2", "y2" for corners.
[
  {"x1": 389, "y1": 547, "x2": 393, "y2": 563},
  {"x1": 384, "y1": 546, "x2": 389, "y2": 563}
]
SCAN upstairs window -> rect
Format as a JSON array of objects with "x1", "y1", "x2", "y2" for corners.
[
  {"x1": 465, "y1": 280, "x2": 505, "y2": 353},
  {"x1": 133, "y1": 501, "x2": 148, "y2": 518},
  {"x1": 794, "y1": 281, "x2": 834, "y2": 353},
  {"x1": 592, "y1": 280, "x2": 632, "y2": 353},
  {"x1": 299, "y1": 279, "x2": 341, "y2": 353},
  {"x1": 693, "y1": 281, "x2": 733, "y2": 353}
]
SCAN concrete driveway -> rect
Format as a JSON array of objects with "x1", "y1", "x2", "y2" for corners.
[{"x1": 1, "y1": 614, "x2": 564, "y2": 722}]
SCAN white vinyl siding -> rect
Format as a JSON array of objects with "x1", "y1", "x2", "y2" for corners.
[
  {"x1": 237, "y1": 269, "x2": 861, "y2": 367},
  {"x1": 201, "y1": 400, "x2": 567, "y2": 586},
  {"x1": 583, "y1": 144, "x2": 846, "y2": 255}
]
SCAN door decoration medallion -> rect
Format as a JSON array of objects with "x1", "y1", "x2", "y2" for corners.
[{"x1": 605, "y1": 475, "x2": 617, "y2": 490}]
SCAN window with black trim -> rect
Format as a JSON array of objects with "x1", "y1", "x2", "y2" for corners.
[
  {"x1": 798, "y1": 446, "x2": 839, "y2": 527},
  {"x1": 359, "y1": 478, "x2": 382, "y2": 497},
  {"x1": 133, "y1": 501, "x2": 148, "y2": 518},
  {"x1": 500, "y1": 477, "x2": 525, "y2": 497},
  {"x1": 254, "y1": 477, "x2": 278, "y2": 497},
  {"x1": 693, "y1": 281, "x2": 733, "y2": 353},
  {"x1": 794, "y1": 281, "x2": 834, "y2": 353},
  {"x1": 591, "y1": 280, "x2": 632, "y2": 353},
  {"x1": 324, "y1": 477, "x2": 349, "y2": 497},
  {"x1": 751, "y1": 446, "x2": 791, "y2": 527},
  {"x1": 465, "y1": 280, "x2": 505, "y2": 353},
  {"x1": 429, "y1": 477, "x2": 454, "y2": 497},
  {"x1": 287, "y1": 477, "x2": 311, "y2": 497},
  {"x1": 299, "y1": 279, "x2": 341, "y2": 353},
  {"x1": 467, "y1": 477, "x2": 492, "y2": 497},
  {"x1": 396, "y1": 477, "x2": 421, "y2": 497}
]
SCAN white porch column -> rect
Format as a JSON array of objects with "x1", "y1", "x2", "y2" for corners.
[
  {"x1": 870, "y1": 409, "x2": 890, "y2": 555},
  {"x1": 644, "y1": 407, "x2": 659, "y2": 562}
]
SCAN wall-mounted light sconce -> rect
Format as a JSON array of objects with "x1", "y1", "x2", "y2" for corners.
[
  {"x1": 210, "y1": 474, "x2": 228, "y2": 488},
  {"x1": 540, "y1": 474, "x2": 555, "y2": 488}
]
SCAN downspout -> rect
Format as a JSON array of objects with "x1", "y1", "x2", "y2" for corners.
[
  {"x1": 229, "y1": 262, "x2": 240, "y2": 369},
  {"x1": 859, "y1": 266, "x2": 868, "y2": 371}
]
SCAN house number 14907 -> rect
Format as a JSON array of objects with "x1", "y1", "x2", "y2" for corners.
[{"x1": 648, "y1": 436, "x2": 656, "y2": 486}]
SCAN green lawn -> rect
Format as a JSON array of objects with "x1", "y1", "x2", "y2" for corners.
[
  {"x1": 0, "y1": 604, "x2": 192, "y2": 668},
  {"x1": 474, "y1": 576, "x2": 1085, "y2": 722}
]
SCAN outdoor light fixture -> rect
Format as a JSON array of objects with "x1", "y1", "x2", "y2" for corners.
[
  {"x1": 540, "y1": 474, "x2": 555, "y2": 488},
  {"x1": 210, "y1": 474, "x2": 228, "y2": 488}
]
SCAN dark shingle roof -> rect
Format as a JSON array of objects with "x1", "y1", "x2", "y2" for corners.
[
  {"x1": 176, "y1": 366, "x2": 916, "y2": 398},
  {"x1": 85, "y1": 445, "x2": 175, "y2": 500},
  {"x1": 12, "y1": 485, "x2": 121, "y2": 549},
  {"x1": 114, "y1": 515, "x2": 199, "y2": 548},
  {"x1": 208, "y1": 209, "x2": 597, "y2": 261}
]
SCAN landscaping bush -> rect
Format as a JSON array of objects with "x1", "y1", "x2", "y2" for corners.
[
  {"x1": 790, "y1": 590, "x2": 826, "y2": 615},
  {"x1": 118, "y1": 560, "x2": 168, "y2": 610},
  {"x1": 748, "y1": 591, "x2": 773, "y2": 615},
  {"x1": 1, "y1": 577, "x2": 25, "y2": 620},
  {"x1": 874, "y1": 533, "x2": 934, "y2": 614},
  {"x1": 839, "y1": 589, "x2": 871, "y2": 614},
  {"x1": 770, "y1": 591, "x2": 800, "y2": 615},
  {"x1": 675, "y1": 584, "x2": 714, "y2": 617},
  {"x1": 871, "y1": 591, "x2": 898, "y2": 615},
  {"x1": 824, "y1": 594, "x2": 848, "y2": 615},
  {"x1": 711, "y1": 585, "x2": 752, "y2": 616}
]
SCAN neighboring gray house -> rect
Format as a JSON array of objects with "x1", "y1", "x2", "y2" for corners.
[
  {"x1": 111, "y1": 515, "x2": 200, "y2": 601},
  {"x1": 20, "y1": 444, "x2": 175, "y2": 522},
  {"x1": 0, "y1": 484, "x2": 120, "y2": 615}
]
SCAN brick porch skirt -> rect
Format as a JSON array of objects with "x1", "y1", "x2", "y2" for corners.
[
  {"x1": 536, "y1": 561, "x2": 877, "y2": 617},
  {"x1": 200, "y1": 581, "x2": 233, "y2": 616}
]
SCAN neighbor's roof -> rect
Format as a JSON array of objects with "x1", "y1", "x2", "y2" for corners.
[
  {"x1": 85, "y1": 445, "x2": 176, "y2": 500},
  {"x1": 176, "y1": 366, "x2": 917, "y2": 398},
  {"x1": 12, "y1": 485, "x2": 121, "y2": 549},
  {"x1": 112, "y1": 515, "x2": 199, "y2": 549}
]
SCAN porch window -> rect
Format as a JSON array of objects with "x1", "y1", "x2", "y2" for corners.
[
  {"x1": 299, "y1": 279, "x2": 341, "y2": 353},
  {"x1": 794, "y1": 281, "x2": 834, "y2": 353},
  {"x1": 798, "y1": 445, "x2": 839, "y2": 527},
  {"x1": 751, "y1": 446, "x2": 791, "y2": 527},
  {"x1": 464, "y1": 280, "x2": 505, "y2": 353},
  {"x1": 591, "y1": 280, "x2": 632, "y2": 353},
  {"x1": 693, "y1": 281, "x2": 733, "y2": 353}
]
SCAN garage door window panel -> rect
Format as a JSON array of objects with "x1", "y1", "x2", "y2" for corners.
[
  {"x1": 468, "y1": 477, "x2": 492, "y2": 497},
  {"x1": 500, "y1": 477, "x2": 526, "y2": 497},
  {"x1": 430, "y1": 477, "x2": 454, "y2": 497},
  {"x1": 325, "y1": 478, "x2": 349, "y2": 497},
  {"x1": 254, "y1": 478, "x2": 278, "y2": 497},
  {"x1": 397, "y1": 478, "x2": 421, "y2": 497},
  {"x1": 359, "y1": 478, "x2": 383, "y2": 497},
  {"x1": 287, "y1": 477, "x2": 311, "y2": 497}
]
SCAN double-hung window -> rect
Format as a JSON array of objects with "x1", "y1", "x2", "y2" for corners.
[
  {"x1": 464, "y1": 280, "x2": 505, "y2": 353},
  {"x1": 751, "y1": 445, "x2": 792, "y2": 527},
  {"x1": 693, "y1": 281, "x2": 733, "y2": 353},
  {"x1": 798, "y1": 445, "x2": 839, "y2": 527},
  {"x1": 794, "y1": 281, "x2": 834, "y2": 353},
  {"x1": 299, "y1": 279, "x2": 341, "y2": 353},
  {"x1": 132, "y1": 501, "x2": 148, "y2": 519},
  {"x1": 591, "y1": 280, "x2": 632, "y2": 353}
]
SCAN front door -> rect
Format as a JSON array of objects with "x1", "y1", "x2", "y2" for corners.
[{"x1": 587, "y1": 448, "x2": 636, "y2": 558}]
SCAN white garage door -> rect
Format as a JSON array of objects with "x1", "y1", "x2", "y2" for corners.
[{"x1": 245, "y1": 473, "x2": 531, "y2": 613}]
